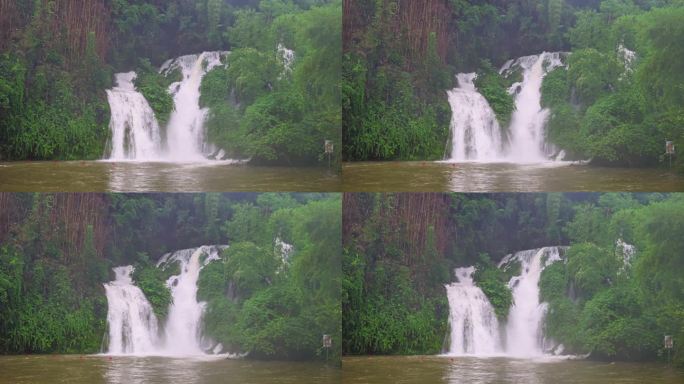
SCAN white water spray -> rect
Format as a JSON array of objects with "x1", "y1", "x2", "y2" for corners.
[
  {"x1": 504, "y1": 247, "x2": 562, "y2": 357},
  {"x1": 106, "y1": 72, "x2": 163, "y2": 160},
  {"x1": 504, "y1": 53, "x2": 564, "y2": 162},
  {"x1": 103, "y1": 245, "x2": 226, "y2": 356},
  {"x1": 445, "y1": 267, "x2": 501, "y2": 355},
  {"x1": 277, "y1": 43, "x2": 295, "y2": 76},
  {"x1": 105, "y1": 52, "x2": 230, "y2": 162},
  {"x1": 159, "y1": 246, "x2": 222, "y2": 355},
  {"x1": 161, "y1": 52, "x2": 228, "y2": 161},
  {"x1": 445, "y1": 52, "x2": 565, "y2": 163},
  {"x1": 103, "y1": 266, "x2": 161, "y2": 354},
  {"x1": 445, "y1": 247, "x2": 567, "y2": 358},
  {"x1": 446, "y1": 74, "x2": 504, "y2": 161}
]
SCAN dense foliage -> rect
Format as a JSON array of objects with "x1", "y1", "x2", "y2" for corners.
[
  {"x1": 343, "y1": 192, "x2": 684, "y2": 367},
  {"x1": 197, "y1": 195, "x2": 342, "y2": 360},
  {"x1": 199, "y1": 2, "x2": 341, "y2": 165},
  {"x1": 541, "y1": 3, "x2": 684, "y2": 169},
  {"x1": 0, "y1": 193, "x2": 340, "y2": 362},
  {"x1": 540, "y1": 193, "x2": 684, "y2": 366},
  {"x1": 343, "y1": 0, "x2": 684, "y2": 168},
  {"x1": 0, "y1": 0, "x2": 340, "y2": 166},
  {"x1": 201, "y1": 2, "x2": 341, "y2": 165},
  {"x1": 343, "y1": 193, "x2": 578, "y2": 354}
]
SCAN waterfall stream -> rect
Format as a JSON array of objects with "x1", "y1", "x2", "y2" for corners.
[
  {"x1": 504, "y1": 247, "x2": 562, "y2": 357},
  {"x1": 104, "y1": 52, "x2": 229, "y2": 162},
  {"x1": 445, "y1": 267, "x2": 501, "y2": 355},
  {"x1": 446, "y1": 52, "x2": 565, "y2": 162},
  {"x1": 447, "y1": 74, "x2": 504, "y2": 161},
  {"x1": 160, "y1": 52, "x2": 228, "y2": 161},
  {"x1": 104, "y1": 266, "x2": 161, "y2": 355},
  {"x1": 445, "y1": 246, "x2": 567, "y2": 357},
  {"x1": 102, "y1": 245, "x2": 226, "y2": 356},
  {"x1": 105, "y1": 72, "x2": 163, "y2": 160}
]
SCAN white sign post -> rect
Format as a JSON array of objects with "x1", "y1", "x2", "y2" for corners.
[
  {"x1": 666, "y1": 141, "x2": 675, "y2": 168},
  {"x1": 324, "y1": 140, "x2": 334, "y2": 168},
  {"x1": 665, "y1": 335, "x2": 673, "y2": 363},
  {"x1": 322, "y1": 334, "x2": 332, "y2": 361}
]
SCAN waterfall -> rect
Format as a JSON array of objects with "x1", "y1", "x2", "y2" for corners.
[
  {"x1": 445, "y1": 267, "x2": 501, "y2": 355},
  {"x1": 104, "y1": 52, "x2": 229, "y2": 162},
  {"x1": 105, "y1": 72, "x2": 163, "y2": 160},
  {"x1": 504, "y1": 247, "x2": 562, "y2": 357},
  {"x1": 616, "y1": 238, "x2": 636, "y2": 271},
  {"x1": 503, "y1": 52, "x2": 564, "y2": 162},
  {"x1": 103, "y1": 266, "x2": 161, "y2": 354},
  {"x1": 158, "y1": 246, "x2": 222, "y2": 355},
  {"x1": 103, "y1": 245, "x2": 227, "y2": 356},
  {"x1": 445, "y1": 52, "x2": 565, "y2": 163},
  {"x1": 161, "y1": 51, "x2": 228, "y2": 161},
  {"x1": 446, "y1": 74, "x2": 504, "y2": 161},
  {"x1": 277, "y1": 43, "x2": 295, "y2": 76},
  {"x1": 444, "y1": 247, "x2": 567, "y2": 358}
]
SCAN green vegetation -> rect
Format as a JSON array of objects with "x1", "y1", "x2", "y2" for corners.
[
  {"x1": 197, "y1": 197, "x2": 341, "y2": 360},
  {"x1": 474, "y1": 61, "x2": 515, "y2": 128},
  {"x1": 540, "y1": 194, "x2": 684, "y2": 366},
  {"x1": 540, "y1": 4, "x2": 684, "y2": 168},
  {"x1": 473, "y1": 257, "x2": 512, "y2": 319},
  {"x1": 200, "y1": 3, "x2": 341, "y2": 165},
  {"x1": 135, "y1": 60, "x2": 178, "y2": 126},
  {"x1": 0, "y1": 193, "x2": 340, "y2": 362},
  {"x1": 0, "y1": 0, "x2": 340, "y2": 166},
  {"x1": 344, "y1": 0, "x2": 684, "y2": 169},
  {"x1": 343, "y1": 193, "x2": 684, "y2": 367},
  {"x1": 131, "y1": 261, "x2": 173, "y2": 320},
  {"x1": 342, "y1": 193, "x2": 576, "y2": 354}
]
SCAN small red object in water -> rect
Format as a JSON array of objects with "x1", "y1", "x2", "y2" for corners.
[{"x1": 108, "y1": 357, "x2": 113, "y2": 361}]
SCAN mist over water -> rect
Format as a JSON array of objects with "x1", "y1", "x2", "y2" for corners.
[
  {"x1": 445, "y1": 267, "x2": 501, "y2": 355},
  {"x1": 105, "y1": 52, "x2": 229, "y2": 162},
  {"x1": 446, "y1": 52, "x2": 565, "y2": 163},
  {"x1": 103, "y1": 246, "x2": 226, "y2": 357},
  {"x1": 445, "y1": 247, "x2": 566, "y2": 358},
  {"x1": 447, "y1": 74, "x2": 504, "y2": 161},
  {"x1": 106, "y1": 73, "x2": 163, "y2": 160}
]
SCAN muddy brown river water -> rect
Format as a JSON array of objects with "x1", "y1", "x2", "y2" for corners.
[
  {"x1": 342, "y1": 355, "x2": 684, "y2": 384},
  {"x1": 0, "y1": 355, "x2": 340, "y2": 384},
  {"x1": 341, "y1": 161, "x2": 684, "y2": 192},
  {"x1": 0, "y1": 161, "x2": 341, "y2": 192}
]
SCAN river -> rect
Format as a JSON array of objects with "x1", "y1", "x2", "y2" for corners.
[
  {"x1": 0, "y1": 355, "x2": 340, "y2": 384},
  {"x1": 0, "y1": 162, "x2": 340, "y2": 192},
  {"x1": 341, "y1": 162, "x2": 684, "y2": 192},
  {"x1": 342, "y1": 355, "x2": 684, "y2": 384}
]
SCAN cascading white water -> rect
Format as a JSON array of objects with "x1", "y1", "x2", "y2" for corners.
[
  {"x1": 446, "y1": 74, "x2": 504, "y2": 161},
  {"x1": 105, "y1": 52, "x2": 229, "y2": 162},
  {"x1": 503, "y1": 52, "x2": 564, "y2": 162},
  {"x1": 616, "y1": 238, "x2": 636, "y2": 271},
  {"x1": 103, "y1": 245, "x2": 226, "y2": 356},
  {"x1": 277, "y1": 43, "x2": 295, "y2": 76},
  {"x1": 445, "y1": 247, "x2": 568, "y2": 358},
  {"x1": 161, "y1": 51, "x2": 228, "y2": 161},
  {"x1": 504, "y1": 247, "x2": 562, "y2": 357},
  {"x1": 106, "y1": 72, "x2": 163, "y2": 160},
  {"x1": 103, "y1": 266, "x2": 161, "y2": 354},
  {"x1": 445, "y1": 267, "x2": 501, "y2": 355},
  {"x1": 158, "y1": 245, "x2": 222, "y2": 355},
  {"x1": 445, "y1": 52, "x2": 565, "y2": 163}
]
